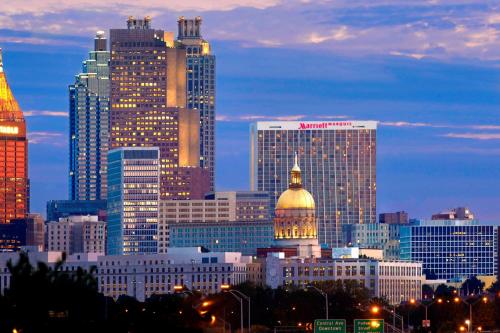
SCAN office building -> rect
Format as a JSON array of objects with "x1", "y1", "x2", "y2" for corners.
[
  {"x1": 0, "y1": 48, "x2": 28, "y2": 224},
  {"x1": 265, "y1": 255, "x2": 423, "y2": 305},
  {"x1": 0, "y1": 213, "x2": 45, "y2": 252},
  {"x1": 109, "y1": 16, "x2": 209, "y2": 200},
  {"x1": 17, "y1": 213, "x2": 45, "y2": 250},
  {"x1": 46, "y1": 200, "x2": 107, "y2": 222},
  {"x1": 400, "y1": 219, "x2": 498, "y2": 282},
  {"x1": 158, "y1": 191, "x2": 270, "y2": 251},
  {"x1": 0, "y1": 220, "x2": 26, "y2": 252},
  {"x1": 107, "y1": 147, "x2": 160, "y2": 255},
  {"x1": 251, "y1": 121, "x2": 377, "y2": 247},
  {"x1": 431, "y1": 207, "x2": 474, "y2": 220},
  {"x1": 379, "y1": 211, "x2": 409, "y2": 224},
  {"x1": 69, "y1": 31, "x2": 110, "y2": 201},
  {"x1": 177, "y1": 17, "x2": 216, "y2": 190},
  {"x1": 168, "y1": 221, "x2": 273, "y2": 255},
  {"x1": 0, "y1": 247, "x2": 251, "y2": 302},
  {"x1": 341, "y1": 223, "x2": 401, "y2": 260},
  {"x1": 46, "y1": 215, "x2": 106, "y2": 255}
]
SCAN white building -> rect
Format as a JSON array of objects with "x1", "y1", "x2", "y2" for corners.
[
  {"x1": 0, "y1": 247, "x2": 251, "y2": 302},
  {"x1": 46, "y1": 215, "x2": 106, "y2": 255},
  {"x1": 265, "y1": 255, "x2": 423, "y2": 305}
]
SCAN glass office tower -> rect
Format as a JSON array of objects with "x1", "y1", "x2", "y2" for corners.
[
  {"x1": 177, "y1": 17, "x2": 216, "y2": 190},
  {"x1": 0, "y1": 48, "x2": 28, "y2": 223},
  {"x1": 250, "y1": 121, "x2": 377, "y2": 247},
  {"x1": 69, "y1": 31, "x2": 110, "y2": 200},
  {"x1": 400, "y1": 219, "x2": 498, "y2": 282},
  {"x1": 107, "y1": 147, "x2": 160, "y2": 255}
]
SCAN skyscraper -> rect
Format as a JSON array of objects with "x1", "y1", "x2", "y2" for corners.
[
  {"x1": 250, "y1": 120, "x2": 377, "y2": 247},
  {"x1": 69, "y1": 31, "x2": 110, "y2": 200},
  {"x1": 109, "y1": 16, "x2": 209, "y2": 200},
  {"x1": 177, "y1": 17, "x2": 216, "y2": 190},
  {"x1": 0, "y1": 48, "x2": 28, "y2": 224},
  {"x1": 107, "y1": 147, "x2": 160, "y2": 255}
]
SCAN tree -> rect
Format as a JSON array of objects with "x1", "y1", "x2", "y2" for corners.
[{"x1": 461, "y1": 276, "x2": 485, "y2": 296}]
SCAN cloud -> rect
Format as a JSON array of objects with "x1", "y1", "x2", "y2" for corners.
[
  {"x1": 390, "y1": 51, "x2": 426, "y2": 59},
  {"x1": 0, "y1": 1, "x2": 499, "y2": 60},
  {"x1": 305, "y1": 26, "x2": 355, "y2": 44},
  {"x1": 379, "y1": 121, "x2": 447, "y2": 128},
  {"x1": 29, "y1": 131, "x2": 66, "y2": 146},
  {"x1": 24, "y1": 110, "x2": 68, "y2": 117},
  {"x1": 443, "y1": 133, "x2": 500, "y2": 140},
  {"x1": 0, "y1": 0, "x2": 279, "y2": 15},
  {"x1": 216, "y1": 114, "x2": 307, "y2": 122}
]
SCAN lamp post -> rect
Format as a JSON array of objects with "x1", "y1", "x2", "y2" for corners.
[
  {"x1": 453, "y1": 295, "x2": 488, "y2": 333},
  {"x1": 371, "y1": 304, "x2": 403, "y2": 333},
  {"x1": 221, "y1": 285, "x2": 244, "y2": 333},
  {"x1": 409, "y1": 298, "x2": 439, "y2": 331},
  {"x1": 229, "y1": 289, "x2": 252, "y2": 333},
  {"x1": 306, "y1": 285, "x2": 328, "y2": 319}
]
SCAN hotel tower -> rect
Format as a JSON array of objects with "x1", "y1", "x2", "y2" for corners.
[
  {"x1": 0, "y1": 49, "x2": 28, "y2": 223},
  {"x1": 251, "y1": 121, "x2": 377, "y2": 247}
]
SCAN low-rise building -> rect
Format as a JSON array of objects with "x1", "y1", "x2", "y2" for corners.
[
  {"x1": 0, "y1": 247, "x2": 251, "y2": 302},
  {"x1": 265, "y1": 254, "x2": 423, "y2": 305}
]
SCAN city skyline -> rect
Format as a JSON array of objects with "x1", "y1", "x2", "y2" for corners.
[{"x1": 0, "y1": 3, "x2": 499, "y2": 220}]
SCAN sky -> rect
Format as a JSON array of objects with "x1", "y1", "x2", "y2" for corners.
[{"x1": 1, "y1": 0, "x2": 500, "y2": 220}]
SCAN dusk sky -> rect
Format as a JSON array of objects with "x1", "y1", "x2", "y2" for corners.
[{"x1": 1, "y1": 0, "x2": 499, "y2": 220}]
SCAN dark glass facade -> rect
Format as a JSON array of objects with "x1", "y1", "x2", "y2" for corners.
[{"x1": 400, "y1": 220, "x2": 498, "y2": 281}]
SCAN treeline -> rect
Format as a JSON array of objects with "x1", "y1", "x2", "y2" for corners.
[{"x1": 2, "y1": 254, "x2": 500, "y2": 333}]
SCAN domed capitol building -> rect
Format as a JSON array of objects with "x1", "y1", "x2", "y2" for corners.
[{"x1": 272, "y1": 153, "x2": 321, "y2": 258}]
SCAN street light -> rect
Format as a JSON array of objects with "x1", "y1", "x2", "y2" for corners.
[
  {"x1": 409, "y1": 298, "x2": 440, "y2": 331},
  {"x1": 371, "y1": 304, "x2": 403, "y2": 333},
  {"x1": 306, "y1": 284, "x2": 329, "y2": 319},
  {"x1": 454, "y1": 295, "x2": 488, "y2": 333},
  {"x1": 221, "y1": 284, "x2": 250, "y2": 333}
]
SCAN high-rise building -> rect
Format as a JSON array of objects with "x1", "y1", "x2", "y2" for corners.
[
  {"x1": 0, "y1": 48, "x2": 28, "y2": 224},
  {"x1": 251, "y1": 121, "x2": 377, "y2": 247},
  {"x1": 109, "y1": 16, "x2": 208, "y2": 200},
  {"x1": 46, "y1": 215, "x2": 106, "y2": 254},
  {"x1": 400, "y1": 219, "x2": 498, "y2": 281},
  {"x1": 176, "y1": 17, "x2": 216, "y2": 190},
  {"x1": 69, "y1": 31, "x2": 110, "y2": 200},
  {"x1": 107, "y1": 147, "x2": 160, "y2": 255}
]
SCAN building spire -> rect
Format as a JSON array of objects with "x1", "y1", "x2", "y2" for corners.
[{"x1": 290, "y1": 151, "x2": 302, "y2": 188}]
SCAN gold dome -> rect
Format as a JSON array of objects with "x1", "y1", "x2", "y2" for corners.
[
  {"x1": 276, "y1": 187, "x2": 315, "y2": 210},
  {"x1": 275, "y1": 152, "x2": 315, "y2": 210}
]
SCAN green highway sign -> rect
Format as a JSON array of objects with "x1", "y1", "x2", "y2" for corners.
[
  {"x1": 314, "y1": 319, "x2": 347, "y2": 333},
  {"x1": 354, "y1": 319, "x2": 384, "y2": 333}
]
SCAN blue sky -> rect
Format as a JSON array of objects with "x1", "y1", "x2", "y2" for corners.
[{"x1": 1, "y1": 0, "x2": 500, "y2": 220}]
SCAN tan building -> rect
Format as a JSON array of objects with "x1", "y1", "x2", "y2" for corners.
[
  {"x1": 158, "y1": 191, "x2": 270, "y2": 253},
  {"x1": 46, "y1": 215, "x2": 106, "y2": 254},
  {"x1": 109, "y1": 16, "x2": 209, "y2": 200}
]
